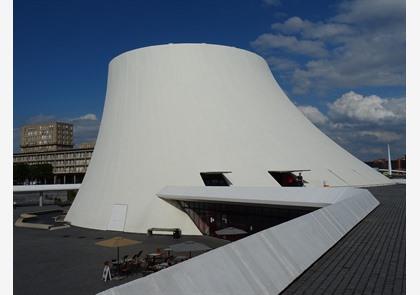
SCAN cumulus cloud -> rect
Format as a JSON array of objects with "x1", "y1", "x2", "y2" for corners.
[
  {"x1": 327, "y1": 91, "x2": 405, "y2": 123},
  {"x1": 357, "y1": 131, "x2": 401, "y2": 143},
  {"x1": 71, "y1": 113, "x2": 97, "y2": 121},
  {"x1": 266, "y1": 57, "x2": 298, "y2": 72},
  {"x1": 298, "y1": 105, "x2": 328, "y2": 125},
  {"x1": 251, "y1": 33, "x2": 328, "y2": 58},
  {"x1": 297, "y1": 91, "x2": 405, "y2": 160},
  {"x1": 272, "y1": 17, "x2": 354, "y2": 40},
  {"x1": 69, "y1": 114, "x2": 100, "y2": 145},
  {"x1": 251, "y1": 0, "x2": 405, "y2": 94},
  {"x1": 333, "y1": 0, "x2": 405, "y2": 24}
]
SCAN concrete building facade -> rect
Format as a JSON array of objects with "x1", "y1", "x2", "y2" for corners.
[
  {"x1": 20, "y1": 122, "x2": 73, "y2": 153},
  {"x1": 15, "y1": 122, "x2": 95, "y2": 184},
  {"x1": 13, "y1": 148, "x2": 93, "y2": 184}
]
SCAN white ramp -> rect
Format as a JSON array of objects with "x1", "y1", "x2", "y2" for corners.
[{"x1": 98, "y1": 187, "x2": 379, "y2": 295}]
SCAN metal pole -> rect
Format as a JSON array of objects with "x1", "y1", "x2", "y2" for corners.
[
  {"x1": 39, "y1": 192, "x2": 43, "y2": 207},
  {"x1": 387, "y1": 144, "x2": 392, "y2": 177},
  {"x1": 117, "y1": 247, "x2": 120, "y2": 275}
]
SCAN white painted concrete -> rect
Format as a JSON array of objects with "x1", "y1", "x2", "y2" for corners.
[
  {"x1": 13, "y1": 184, "x2": 81, "y2": 192},
  {"x1": 65, "y1": 44, "x2": 391, "y2": 235},
  {"x1": 158, "y1": 186, "x2": 360, "y2": 208}
]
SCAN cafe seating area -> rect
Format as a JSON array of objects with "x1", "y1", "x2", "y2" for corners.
[{"x1": 105, "y1": 248, "x2": 189, "y2": 280}]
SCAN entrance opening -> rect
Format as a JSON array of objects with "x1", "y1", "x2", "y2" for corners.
[{"x1": 180, "y1": 201, "x2": 319, "y2": 241}]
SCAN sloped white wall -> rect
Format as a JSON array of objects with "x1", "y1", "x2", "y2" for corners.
[{"x1": 65, "y1": 44, "x2": 391, "y2": 234}]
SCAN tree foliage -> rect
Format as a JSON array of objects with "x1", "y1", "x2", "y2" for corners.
[{"x1": 13, "y1": 163, "x2": 54, "y2": 184}]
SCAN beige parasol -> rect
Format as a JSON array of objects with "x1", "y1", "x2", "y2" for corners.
[{"x1": 96, "y1": 236, "x2": 141, "y2": 266}]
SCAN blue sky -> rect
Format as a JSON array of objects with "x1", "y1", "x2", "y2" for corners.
[{"x1": 14, "y1": 0, "x2": 406, "y2": 160}]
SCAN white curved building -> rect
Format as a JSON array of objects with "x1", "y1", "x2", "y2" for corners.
[{"x1": 65, "y1": 44, "x2": 391, "y2": 234}]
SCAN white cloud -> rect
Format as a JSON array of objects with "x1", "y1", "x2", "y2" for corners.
[
  {"x1": 272, "y1": 17, "x2": 353, "y2": 40},
  {"x1": 333, "y1": 0, "x2": 405, "y2": 25},
  {"x1": 266, "y1": 57, "x2": 298, "y2": 72},
  {"x1": 358, "y1": 131, "x2": 401, "y2": 143},
  {"x1": 251, "y1": 0, "x2": 405, "y2": 94},
  {"x1": 69, "y1": 114, "x2": 100, "y2": 144},
  {"x1": 294, "y1": 91, "x2": 406, "y2": 160},
  {"x1": 298, "y1": 105, "x2": 328, "y2": 125},
  {"x1": 251, "y1": 33, "x2": 328, "y2": 57},
  {"x1": 327, "y1": 91, "x2": 405, "y2": 123},
  {"x1": 272, "y1": 17, "x2": 308, "y2": 34},
  {"x1": 71, "y1": 113, "x2": 97, "y2": 121}
]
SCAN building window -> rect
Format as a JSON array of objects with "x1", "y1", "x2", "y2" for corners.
[
  {"x1": 268, "y1": 171, "x2": 304, "y2": 187},
  {"x1": 200, "y1": 172, "x2": 231, "y2": 186}
]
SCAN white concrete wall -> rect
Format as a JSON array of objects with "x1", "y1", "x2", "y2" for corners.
[{"x1": 65, "y1": 44, "x2": 391, "y2": 234}]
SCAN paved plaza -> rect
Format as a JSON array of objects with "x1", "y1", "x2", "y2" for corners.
[
  {"x1": 13, "y1": 185, "x2": 405, "y2": 295},
  {"x1": 13, "y1": 207, "x2": 228, "y2": 295}
]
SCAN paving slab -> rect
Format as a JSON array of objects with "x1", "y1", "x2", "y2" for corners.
[{"x1": 281, "y1": 184, "x2": 405, "y2": 295}]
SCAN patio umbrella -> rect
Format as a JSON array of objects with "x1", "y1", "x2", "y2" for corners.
[
  {"x1": 215, "y1": 227, "x2": 247, "y2": 236},
  {"x1": 96, "y1": 236, "x2": 141, "y2": 265},
  {"x1": 169, "y1": 241, "x2": 211, "y2": 258}
]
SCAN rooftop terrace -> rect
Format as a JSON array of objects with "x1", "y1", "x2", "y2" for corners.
[{"x1": 282, "y1": 184, "x2": 406, "y2": 295}]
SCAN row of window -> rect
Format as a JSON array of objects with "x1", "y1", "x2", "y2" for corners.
[
  {"x1": 55, "y1": 166, "x2": 86, "y2": 173},
  {"x1": 54, "y1": 159, "x2": 90, "y2": 166},
  {"x1": 200, "y1": 171, "x2": 305, "y2": 187},
  {"x1": 15, "y1": 159, "x2": 90, "y2": 167},
  {"x1": 15, "y1": 152, "x2": 92, "y2": 161}
]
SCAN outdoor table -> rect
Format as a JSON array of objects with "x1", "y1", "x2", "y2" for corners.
[
  {"x1": 154, "y1": 262, "x2": 169, "y2": 271},
  {"x1": 147, "y1": 253, "x2": 161, "y2": 257}
]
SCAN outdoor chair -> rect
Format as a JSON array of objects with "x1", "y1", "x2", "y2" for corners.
[
  {"x1": 127, "y1": 254, "x2": 141, "y2": 273},
  {"x1": 120, "y1": 261, "x2": 134, "y2": 276}
]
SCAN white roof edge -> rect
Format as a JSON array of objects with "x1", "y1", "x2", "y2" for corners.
[
  {"x1": 13, "y1": 184, "x2": 81, "y2": 192},
  {"x1": 157, "y1": 186, "x2": 367, "y2": 208}
]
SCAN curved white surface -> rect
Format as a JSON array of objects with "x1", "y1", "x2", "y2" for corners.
[{"x1": 65, "y1": 44, "x2": 391, "y2": 234}]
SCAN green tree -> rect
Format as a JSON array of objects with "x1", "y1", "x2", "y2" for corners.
[
  {"x1": 29, "y1": 164, "x2": 53, "y2": 184},
  {"x1": 13, "y1": 163, "x2": 30, "y2": 184}
]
